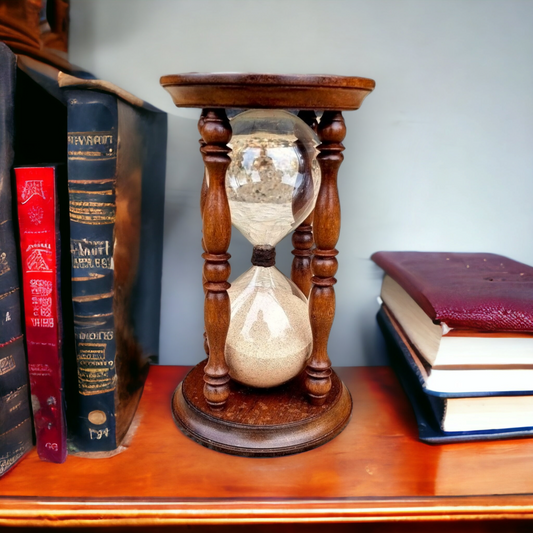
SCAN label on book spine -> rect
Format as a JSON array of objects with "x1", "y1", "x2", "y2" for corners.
[
  {"x1": 15, "y1": 166, "x2": 67, "y2": 463},
  {"x1": 75, "y1": 323, "x2": 116, "y2": 395},
  {"x1": 0, "y1": 339, "x2": 32, "y2": 475},
  {"x1": 0, "y1": 418, "x2": 33, "y2": 475},
  {"x1": 0, "y1": 337, "x2": 28, "y2": 399},
  {"x1": 68, "y1": 130, "x2": 116, "y2": 161},
  {"x1": 0, "y1": 221, "x2": 24, "y2": 345}
]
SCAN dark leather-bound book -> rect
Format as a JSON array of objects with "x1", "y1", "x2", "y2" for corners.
[
  {"x1": 61, "y1": 74, "x2": 167, "y2": 454},
  {"x1": 15, "y1": 165, "x2": 71, "y2": 463},
  {"x1": 0, "y1": 43, "x2": 33, "y2": 476},
  {"x1": 371, "y1": 251, "x2": 533, "y2": 331},
  {"x1": 371, "y1": 251, "x2": 533, "y2": 368}
]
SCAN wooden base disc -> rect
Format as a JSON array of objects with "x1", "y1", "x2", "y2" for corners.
[{"x1": 171, "y1": 360, "x2": 352, "y2": 457}]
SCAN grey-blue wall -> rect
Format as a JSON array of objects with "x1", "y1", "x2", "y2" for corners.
[{"x1": 70, "y1": 0, "x2": 533, "y2": 366}]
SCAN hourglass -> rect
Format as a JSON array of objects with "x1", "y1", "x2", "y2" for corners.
[
  {"x1": 224, "y1": 109, "x2": 319, "y2": 389},
  {"x1": 161, "y1": 73, "x2": 375, "y2": 456}
]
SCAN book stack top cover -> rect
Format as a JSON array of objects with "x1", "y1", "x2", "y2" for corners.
[{"x1": 371, "y1": 251, "x2": 533, "y2": 333}]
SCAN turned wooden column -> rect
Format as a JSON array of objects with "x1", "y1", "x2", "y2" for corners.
[
  {"x1": 291, "y1": 214, "x2": 314, "y2": 296},
  {"x1": 291, "y1": 110, "x2": 318, "y2": 297},
  {"x1": 199, "y1": 109, "x2": 232, "y2": 410},
  {"x1": 199, "y1": 110, "x2": 210, "y2": 356},
  {"x1": 199, "y1": 109, "x2": 208, "y2": 227},
  {"x1": 305, "y1": 110, "x2": 345, "y2": 406}
]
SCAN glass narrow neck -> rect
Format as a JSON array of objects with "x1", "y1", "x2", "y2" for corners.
[{"x1": 251, "y1": 245, "x2": 276, "y2": 267}]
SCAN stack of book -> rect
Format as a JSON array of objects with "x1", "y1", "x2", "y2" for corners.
[
  {"x1": 0, "y1": 31, "x2": 167, "y2": 473},
  {"x1": 372, "y1": 251, "x2": 533, "y2": 443}
]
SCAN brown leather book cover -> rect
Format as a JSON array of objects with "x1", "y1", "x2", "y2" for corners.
[{"x1": 371, "y1": 251, "x2": 533, "y2": 332}]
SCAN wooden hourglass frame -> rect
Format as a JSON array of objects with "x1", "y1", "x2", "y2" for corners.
[{"x1": 160, "y1": 73, "x2": 375, "y2": 456}]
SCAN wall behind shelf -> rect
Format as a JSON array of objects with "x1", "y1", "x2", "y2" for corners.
[{"x1": 69, "y1": 0, "x2": 533, "y2": 367}]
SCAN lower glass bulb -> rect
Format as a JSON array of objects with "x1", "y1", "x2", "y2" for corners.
[{"x1": 225, "y1": 266, "x2": 312, "y2": 388}]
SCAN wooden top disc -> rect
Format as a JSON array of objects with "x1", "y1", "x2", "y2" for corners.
[{"x1": 160, "y1": 72, "x2": 375, "y2": 110}]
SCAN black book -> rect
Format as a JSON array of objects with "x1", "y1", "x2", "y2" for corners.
[
  {"x1": 0, "y1": 43, "x2": 33, "y2": 476},
  {"x1": 377, "y1": 306, "x2": 533, "y2": 443}
]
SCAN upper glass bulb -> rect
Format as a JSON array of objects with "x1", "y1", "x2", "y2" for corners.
[{"x1": 226, "y1": 110, "x2": 321, "y2": 246}]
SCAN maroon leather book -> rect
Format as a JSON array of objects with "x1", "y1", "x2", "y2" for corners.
[
  {"x1": 15, "y1": 165, "x2": 68, "y2": 463},
  {"x1": 371, "y1": 252, "x2": 533, "y2": 332}
]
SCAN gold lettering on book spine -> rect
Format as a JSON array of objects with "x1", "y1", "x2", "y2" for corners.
[
  {"x1": 77, "y1": 340, "x2": 116, "y2": 395},
  {"x1": 67, "y1": 131, "x2": 116, "y2": 161},
  {"x1": 0, "y1": 355, "x2": 16, "y2": 376},
  {"x1": 0, "y1": 441, "x2": 28, "y2": 475},
  {"x1": 69, "y1": 200, "x2": 115, "y2": 225}
]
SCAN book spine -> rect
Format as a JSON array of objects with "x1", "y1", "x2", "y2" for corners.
[
  {"x1": 0, "y1": 337, "x2": 33, "y2": 475},
  {"x1": 15, "y1": 166, "x2": 68, "y2": 463},
  {"x1": 66, "y1": 90, "x2": 119, "y2": 452},
  {"x1": 0, "y1": 43, "x2": 33, "y2": 476},
  {"x1": 377, "y1": 307, "x2": 446, "y2": 431}
]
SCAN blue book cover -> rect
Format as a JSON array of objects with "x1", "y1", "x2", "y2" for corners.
[{"x1": 377, "y1": 306, "x2": 533, "y2": 444}]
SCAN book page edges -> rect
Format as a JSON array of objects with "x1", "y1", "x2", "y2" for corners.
[
  {"x1": 444, "y1": 396, "x2": 533, "y2": 432},
  {"x1": 381, "y1": 275, "x2": 442, "y2": 366}
]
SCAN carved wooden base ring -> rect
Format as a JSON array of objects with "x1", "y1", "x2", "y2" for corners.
[{"x1": 171, "y1": 360, "x2": 352, "y2": 457}]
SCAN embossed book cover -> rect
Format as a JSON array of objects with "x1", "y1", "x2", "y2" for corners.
[
  {"x1": 15, "y1": 165, "x2": 70, "y2": 463},
  {"x1": 372, "y1": 252, "x2": 533, "y2": 370}
]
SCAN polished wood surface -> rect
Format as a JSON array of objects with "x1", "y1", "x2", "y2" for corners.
[
  {"x1": 160, "y1": 73, "x2": 376, "y2": 110},
  {"x1": 172, "y1": 361, "x2": 352, "y2": 456},
  {"x1": 2, "y1": 524, "x2": 533, "y2": 533},
  {"x1": 1, "y1": 365, "x2": 533, "y2": 527}
]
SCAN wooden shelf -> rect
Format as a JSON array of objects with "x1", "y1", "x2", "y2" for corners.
[{"x1": 1, "y1": 365, "x2": 533, "y2": 528}]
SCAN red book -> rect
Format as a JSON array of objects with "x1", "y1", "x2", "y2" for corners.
[
  {"x1": 371, "y1": 251, "x2": 533, "y2": 332},
  {"x1": 15, "y1": 166, "x2": 68, "y2": 463},
  {"x1": 371, "y1": 252, "x2": 533, "y2": 370}
]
